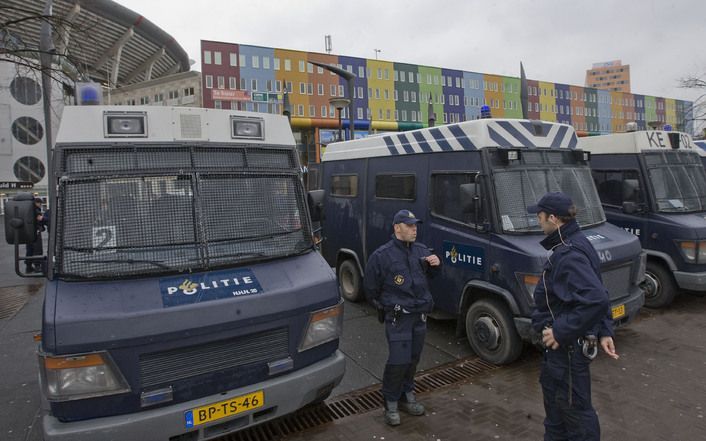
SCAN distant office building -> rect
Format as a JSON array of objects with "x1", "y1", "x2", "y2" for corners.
[
  {"x1": 105, "y1": 71, "x2": 202, "y2": 107},
  {"x1": 585, "y1": 60, "x2": 631, "y2": 93},
  {"x1": 200, "y1": 41, "x2": 691, "y2": 164}
]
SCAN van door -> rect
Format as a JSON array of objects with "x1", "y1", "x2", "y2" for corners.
[
  {"x1": 426, "y1": 169, "x2": 490, "y2": 315},
  {"x1": 592, "y1": 168, "x2": 649, "y2": 244}
]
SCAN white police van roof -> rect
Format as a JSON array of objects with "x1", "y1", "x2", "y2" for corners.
[
  {"x1": 322, "y1": 118, "x2": 578, "y2": 161},
  {"x1": 56, "y1": 106, "x2": 295, "y2": 146},
  {"x1": 579, "y1": 130, "x2": 705, "y2": 156}
]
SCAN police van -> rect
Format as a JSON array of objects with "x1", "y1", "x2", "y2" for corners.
[
  {"x1": 315, "y1": 118, "x2": 645, "y2": 364},
  {"x1": 580, "y1": 128, "x2": 706, "y2": 307},
  {"x1": 4, "y1": 106, "x2": 344, "y2": 440}
]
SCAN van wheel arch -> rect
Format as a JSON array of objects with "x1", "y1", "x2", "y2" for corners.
[{"x1": 461, "y1": 289, "x2": 523, "y2": 365}]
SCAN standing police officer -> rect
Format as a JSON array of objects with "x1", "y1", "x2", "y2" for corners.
[
  {"x1": 528, "y1": 192, "x2": 619, "y2": 441},
  {"x1": 364, "y1": 209, "x2": 440, "y2": 426}
]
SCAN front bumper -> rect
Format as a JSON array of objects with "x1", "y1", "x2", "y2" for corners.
[
  {"x1": 612, "y1": 285, "x2": 644, "y2": 328},
  {"x1": 673, "y1": 270, "x2": 706, "y2": 292},
  {"x1": 43, "y1": 350, "x2": 345, "y2": 441}
]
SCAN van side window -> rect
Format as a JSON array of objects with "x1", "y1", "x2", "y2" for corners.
[
  {"x1": 592, "y1": 170, "x2": 642, "y2": 206},
  {"x1": 375, "y1": 174, "x2": 415, "y2": 200},
  {"x1": 431, "y1": 172, "x2": 480, "y2": 224},
  {"x1": 331, "y1": 174, "x2": 358, "y2": 197}
]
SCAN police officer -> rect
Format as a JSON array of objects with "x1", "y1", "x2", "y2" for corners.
[
  {"x1": 364, "y1": 209, "x2": 440, "y2": 426},
  {"x1": 528, "y1": 192, "x2": 619, "y2": 441}
]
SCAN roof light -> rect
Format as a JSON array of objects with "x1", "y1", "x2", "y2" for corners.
[
  {"x1": 480, "y1": 105, "x2": 492, "y2": 119},
  {"x1": 231, "y1": 116, "x2": 264, "y2": 140},
  {"x1": 103, "y1": 112, "x2": 147, "y2": 137}
]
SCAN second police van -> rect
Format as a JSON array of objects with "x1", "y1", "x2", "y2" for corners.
[
  {"x1": 5, "y1": 106, "x2": 344, "y2": 440},
  {"x1": 316, "y1": 118, "x2": 646, "y2": 364},
  {"x1": 581, "y1": 128, "x2": 706, "y2": 307}
]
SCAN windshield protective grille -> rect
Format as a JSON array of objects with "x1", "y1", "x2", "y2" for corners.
[
  {"x1": 644, "y1": 151, "x2": 706, "y2": 213},
  {"x1": 55, "y1": 145, "x2": 310, "y2": 279},
  {"x1": 494, "y1": 167, "x2": 605, "y2": 232}
]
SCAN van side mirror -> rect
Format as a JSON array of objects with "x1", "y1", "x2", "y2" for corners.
[
  {"x1": 459, "y1": 183, "x2": 479, "y2": 214},
  {"x1": 307, "y1": 189, "x2": 325, "y2": 222},
  {"x1": 622, "y1": 201, "x2": 638, "y2": 214},
  {"x1": 622, "y1": 179, "x2": 640, "y2": 203},
  {"x1": 4, "y1": 193, "x2": 37, "y2": 245}
]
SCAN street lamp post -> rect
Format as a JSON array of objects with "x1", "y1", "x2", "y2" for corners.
[
  {"x1": 329, "y1": 97, "x2": 351, "y2": 141},
  {"x1": 308, "y1": 61, "x2": 356, "y2": 140}
]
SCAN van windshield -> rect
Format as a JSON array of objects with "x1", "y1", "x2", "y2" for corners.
[
  {"x1": 644, "y1": 151, "x2": 706, "y2": 213},
  {"x1": 493, "y1": 166, "x2": 606, "y2": 233},
  {"x1": 55, "y1": 145, "x2": 312, "y2": 279}
]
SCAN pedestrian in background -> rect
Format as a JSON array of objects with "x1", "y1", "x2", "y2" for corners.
[
  {"x1": 364, "y1": 209, "x2": 440, "y2": 426},
  {"x1": 528, "y1": 192, "x2": 619, "y2": 441}
]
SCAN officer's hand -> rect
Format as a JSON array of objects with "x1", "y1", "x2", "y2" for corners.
[
  {"x1": 425, "y1": 255, "x2": 440, "y2": 267},
  {"x1": 542, "y1": 328, "x2": 560, "y2": 350},
  {"x1": 600, "y1": 336, "x2": 619, "y2": 360}
]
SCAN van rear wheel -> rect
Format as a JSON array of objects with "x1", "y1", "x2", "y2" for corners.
[
  {"x1": 465, "y1": 298, "x2": 522, "y2": 365},
  {"x1": 643, "y1": 261, "x2": 677, "y2": 308},
  {"x1": 338, "y1": 260, "x2": 363, "y2": 302}
]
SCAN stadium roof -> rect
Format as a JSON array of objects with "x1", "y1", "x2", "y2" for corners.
[{"x1": 1, "y1": 0, "x2": 190, "y2": 87}]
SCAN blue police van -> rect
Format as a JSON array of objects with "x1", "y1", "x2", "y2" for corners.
[
  {"x1": 314, "y1": 118, "x2": 645, "y2": 364},
  {"x1": 4, "y1": 106, "x2": 344, "y2": 440},
  {"x1": 580, "y1": 129, "x2": 706, "y2": 307}
]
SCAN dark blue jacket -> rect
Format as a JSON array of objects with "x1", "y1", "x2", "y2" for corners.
[
  {"x1": 364, "y1": 236, "x2": 437, "y2": 313},
  {"x1": 531, "y1": 220, "x2": 614, "y2": 348}
]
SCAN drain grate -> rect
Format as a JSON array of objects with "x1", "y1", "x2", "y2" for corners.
[
  {"x1": 218, "y1": 356, "x2": 498, "y2": 441},
  {"x1": 0, "y1": 284, "x2": 41, "y2": 320}
]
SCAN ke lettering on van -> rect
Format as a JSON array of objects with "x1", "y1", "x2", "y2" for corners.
[
  {"x1": 314, "y1": 117, "x2": 645, "y2": 365},
  {"x1": 4, "y1": 106, "x2": 344, "y2": 441},
  {"x1": 580, "y1": 128, "x2": 706, "y2": 308}
]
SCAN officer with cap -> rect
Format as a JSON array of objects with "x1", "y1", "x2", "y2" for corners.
[
  {"x1": 364, "y1": 209, "x2": 440, "y2": 426},
  {"x1": 528, "y1": 192, "x2": 619, "y2": 441}
]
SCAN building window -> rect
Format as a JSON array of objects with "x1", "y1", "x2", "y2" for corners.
[
  {"x1": 299, "y1": 60, "x2": 305, "y2": 72},
  {"x1": 307, "y1": 63, "x2": 313, "y2": 73},
  {"x1": 229, "y1": 53, "x2": 237, "y2": 66},
  {"x1": 358, "y1": 66, "x2": 365, "y2": 78},
  {"x1": 229, "y1": 77, "x2": 237, "y2": 90},
  {"x1": 183, "y1": 87, "x2": 195, "y2": 96},
  {"x1": 239, "y1": 54, "x2": 246, "y2": 67},
  {"x1": 263, "y1": 57, "x2": 270, "y2": 69},
  {"x1": 154, "y1": 93, "x2": 163, "y2": 102},
  {"x1": 252, "y1": 55, "x2": 259, "y2": 68},
  {"x1": 274, "y1": 57, "x2": 280, "y2": 70},
  {"x1": 169, "y1": 90, "x2": 179, "y2": 99},
  {"x1": 331, "y1": 84, "x2": 337, "y2": 96},
  {"x1": 411, "y1": 91, "x2": 417, "y2": 103},
  {"x1": 284, "y1": 59, "x2": 291, "y2": 71},
  {"x1": 338, "y1": 85, "x2": 344, "y2": 96},
  {"x1": 321, "y1": 105, "x2": 327, "y2": 118},
  {"x1": 217, "y1": 76, "x2": 225, "y2": 89},
  {"x1": 214, "y1": 100, "x2": 222, "y2": 109},
  {"x1": 309, "y1": 105, "x2": 316, "y2": 117},
  {"x1": 276, "y1": 80, "x2": 282, "y2": 92},
  {"x1": 401, "y1": 110, "x2": 407, "y2": 120},
  {"x1": 307, "y1": 83, "x2": 313, "y2": 95},
  {"x1": 240, "y1": 78, "x2": 246, "y2": 90},
  {"x1": 299, "y1": 82, "x2": 306, "y2": 94},
  {"x1": 203, "y1": 50, "x2": 212, "y2": 64},
  {"x1": 357, "y1": 108, "x2": 364, "y2": 119},
  {"x1": 297, "y1": 104, "x2": 304, "y2": 116},
  {"x1": 214, "y1": 51, "x2": 222, "y2": 65},
  {"x1": 251, "y1": 79, "x2": 258, "y2": 91},
  {"x1": 384, "y1": 89, "x2": 389, "y2": 100},
  {"x1": 140, "y1": 96, "x2": 149, "y2": 105},
  {"x1": 266, "y1": 80, "x2": 273, "y2": 92},
  {"x1": 205, "y1": 75, "x2": 213, "y2": 89}
]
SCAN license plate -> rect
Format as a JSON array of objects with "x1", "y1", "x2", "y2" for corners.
[
  {"x1": 185, "y1": 390, "x2": 264, "y2": 428},
  {"x1": 612, "y1": 304, "x2": 626, "y2": 319}
]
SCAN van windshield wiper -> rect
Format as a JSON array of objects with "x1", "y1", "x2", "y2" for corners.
[{"x1": 73, "y1": 258, "x2": 170, "y2": 269}]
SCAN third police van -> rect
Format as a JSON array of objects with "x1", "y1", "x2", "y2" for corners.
[
  {"x1": 315, "y1": 118, "x2": 645, "y2": 364},
  {"x1": 581, "y1": 128, "x2": 706, "y2": 307}
]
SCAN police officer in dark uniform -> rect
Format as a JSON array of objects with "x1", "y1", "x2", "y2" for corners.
[
  {"x1": 528, "y1": 192, "x2": 619, "y2": 441},
  {"x1": 364, "y1": 209, "x2": 440, "y2": 426}
]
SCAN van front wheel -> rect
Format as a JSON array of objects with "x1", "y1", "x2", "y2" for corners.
[
  {"x1": 643, "y1": 261, "x2": 677, "y2": 308},
  {"x1": 465, "y1": 298, "x2": 522, "y2": 365},
  {"x1": 338, "y1": 260, "x2": 363, "y2": 302}
]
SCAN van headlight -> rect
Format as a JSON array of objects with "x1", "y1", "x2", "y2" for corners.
[
  {"x1": 299, "y1": 301, "x2": 343, "y2": 352},
  {"x1": 39, "y1": 351, "x2": 130, "y2": 401},
  {"x1": 676, "y1": 240, "x2": 706, "y2": 264}
]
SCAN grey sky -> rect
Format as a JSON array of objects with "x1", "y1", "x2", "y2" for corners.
[{"x1": 116, "y1": 0, "x2": 705, "y2": 104}]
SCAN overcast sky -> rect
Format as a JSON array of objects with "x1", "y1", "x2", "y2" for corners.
[{"x1": 116, "y1": 0, "x2": 705, "y2": 105}]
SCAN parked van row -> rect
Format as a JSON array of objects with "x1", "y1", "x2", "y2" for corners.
[{"x1": 312, "y1": 118, "x2": 647, "y2": 365}]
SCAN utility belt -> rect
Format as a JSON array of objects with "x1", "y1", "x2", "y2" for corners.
[
  {"x1": 377, "y1": 303, "x2": 427, "y2": 324},
  {"x1": 544, "y1": 325, "x2": 598, "y2": 360}
]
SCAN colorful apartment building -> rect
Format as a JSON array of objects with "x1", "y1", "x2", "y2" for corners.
[{"x1": 200, "y1": 40, "x2": 692, "y2": 164}]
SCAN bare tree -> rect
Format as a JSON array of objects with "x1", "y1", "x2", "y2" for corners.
[{"x1": 679, "y1": 75, "x2": 706, "y2": 138}]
